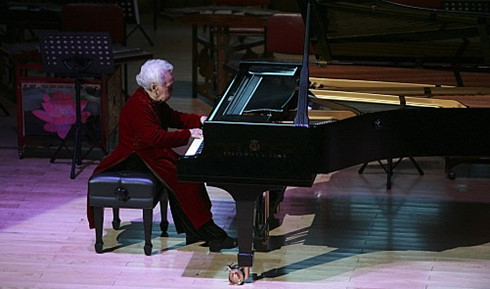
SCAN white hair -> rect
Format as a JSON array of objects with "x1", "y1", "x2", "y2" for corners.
[{"x1": 135, "y1": 59, "x2": 174, "y2": 90}]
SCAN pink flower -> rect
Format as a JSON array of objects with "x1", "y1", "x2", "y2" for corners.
[{"x1": 32, "y1": 90, "x2": 91, "y2": 139}]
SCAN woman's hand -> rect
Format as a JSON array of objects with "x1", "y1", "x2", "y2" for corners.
[
  {"x1": 189, "y1": 128, "x2": 203, "y2": 139},
  {"x1": 200, "y1": 115, "x2": 208, "y2": 125}
]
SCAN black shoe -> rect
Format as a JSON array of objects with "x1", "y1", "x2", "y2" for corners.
[
  {"x1": 185, "y1": 234, "x2": 202, "y2": 245},
  {"x1": 208, "y1": 236, "x2": 238, "y2": 252},
  {"x1": 160, "y1": 221, "x2": 169, "y2": 237}
]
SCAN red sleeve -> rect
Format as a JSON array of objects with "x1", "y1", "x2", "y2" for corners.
[
  {"x1": 120, "y1": 97, "x2": 191, "y2": 150},
  {"x1": 161, "y1": 102, "x2": 203, "y2": 129}
]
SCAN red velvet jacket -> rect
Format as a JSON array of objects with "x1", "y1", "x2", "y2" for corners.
[{"x1": 87, "y1": 88, "x2": 212, "y2": 230}]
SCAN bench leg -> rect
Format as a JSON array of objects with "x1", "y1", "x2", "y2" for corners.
[
  {"x1": 93, "y1": 206, "x2": 104, "y2": 254},
  {"x1": 143, "y1": 208, "x2": 153, "y2": 256},
  {"x1": 112, "y1": 208, "x2": 121, "y2": 230}
]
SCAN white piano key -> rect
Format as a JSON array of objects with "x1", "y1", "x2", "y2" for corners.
[{"x1": 185, "y1": 138, "x2": 204, "y2": 156}]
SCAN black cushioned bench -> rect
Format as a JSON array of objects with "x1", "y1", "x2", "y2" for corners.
[{"x1": 88, "y1": 171, "x2": 168, "y2": 256}]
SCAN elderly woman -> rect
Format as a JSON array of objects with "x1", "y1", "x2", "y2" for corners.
[{"x1": 87, "y1": 59, "x2": 237, "y2": 252}]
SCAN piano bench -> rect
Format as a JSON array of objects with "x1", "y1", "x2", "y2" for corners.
[{"x1": 88, "y1": 171, "x2": 168, "y2": 256}]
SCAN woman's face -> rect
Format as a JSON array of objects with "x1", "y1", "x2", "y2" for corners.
[{"x1": 150, "y1": 71, "x2": 175, "y2": 102}]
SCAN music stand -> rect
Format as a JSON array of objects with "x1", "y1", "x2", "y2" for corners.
[
  {"x1": 118, "y1": 0, "x2": 154, "y2": 46},
  {"x1": 39, "y1": 31, "x2": 115, "y2": 179}
]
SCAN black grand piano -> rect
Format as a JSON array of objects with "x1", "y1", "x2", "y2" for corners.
[{"x1": 178, "y1": 0, "x2": 490, "y2": 284}]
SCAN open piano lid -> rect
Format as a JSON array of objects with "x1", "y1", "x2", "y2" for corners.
[{"x1": 297, "y1": 0, "x2": 490, "y2": 72}]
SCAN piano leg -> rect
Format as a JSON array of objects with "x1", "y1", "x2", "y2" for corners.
[{"x1": 209, "y1": 183, "x2": 284, "y2": 285}]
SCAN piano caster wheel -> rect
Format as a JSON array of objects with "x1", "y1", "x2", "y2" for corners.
[{"x1": 227, "y1": 264, "x2": 246, "y2": 285}]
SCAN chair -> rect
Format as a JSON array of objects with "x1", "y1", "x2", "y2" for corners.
[
  {"x1": 213, "y1": 0, "x2": 269, "y2": 56},
  {"x1": 194, "y1": 0, "x2": 270, "y2": 98},
  {"x1": 60, "y1": 3, "x2": 126, "y2": 45},
  {"x1": 226, "y1": 13, "x2": 312, "y2": 75},
  {"x1": 211, "y1": 0, "x2": 270, "y2": 53},
  {"x1": 88, "y1": 171, "x2": 169, "y2": 256},
  {"x1": 226, "y1": 13, "x2": 313, "y2": 74},
  {"x1": 264, "y1": 13, "x2": 314, "y2": 59}
]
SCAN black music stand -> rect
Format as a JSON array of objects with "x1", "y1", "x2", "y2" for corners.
[
  {"x1": 357, "y1": 97, "x2": 424, "y2": 189},
  {"x1": 118, "y1": 0, "x2": 154, "y2": 46},
  {"x1": 39, "y1": 31, "x2": 115, "y2": 179}
]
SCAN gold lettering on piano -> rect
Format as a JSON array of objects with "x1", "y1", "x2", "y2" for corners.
[
  {"x1": 222, "y1": 151, "x2": 287, "y2": 159},
  {"x1": 222, "y1": 140, "x2": 288, "y2": 159}
]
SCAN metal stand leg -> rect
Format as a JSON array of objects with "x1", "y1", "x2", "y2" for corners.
[
  {"x1": 49, "y1": 78, "x2": 107, "y2": 179},
  {"x1": 359, "y1": 157, "x2": 424, "y2": 189},
  {"x1": 127, "y1": 24, "x2": 154, "y2": 46}
]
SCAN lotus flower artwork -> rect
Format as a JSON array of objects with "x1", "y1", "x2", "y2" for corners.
[{"x1": 32, "y1": 90, "x2": 91, "y2": 139}]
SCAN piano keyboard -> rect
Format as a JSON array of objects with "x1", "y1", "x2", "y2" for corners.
[{"x1": 184, "y1": 138, "x2": 204, "y2": 156}]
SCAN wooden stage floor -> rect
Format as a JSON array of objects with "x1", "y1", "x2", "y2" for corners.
[{"x1": 1, "y1": 141, "x2": 490, "y2": 288}]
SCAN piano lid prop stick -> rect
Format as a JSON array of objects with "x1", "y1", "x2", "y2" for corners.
[{"x1": 294, "y1": 0, "x2": 312, "y2": 127}]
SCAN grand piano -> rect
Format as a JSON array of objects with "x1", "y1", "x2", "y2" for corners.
[{"x1": 177, "y1": 0, "x2": 490, "y2": 284}]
